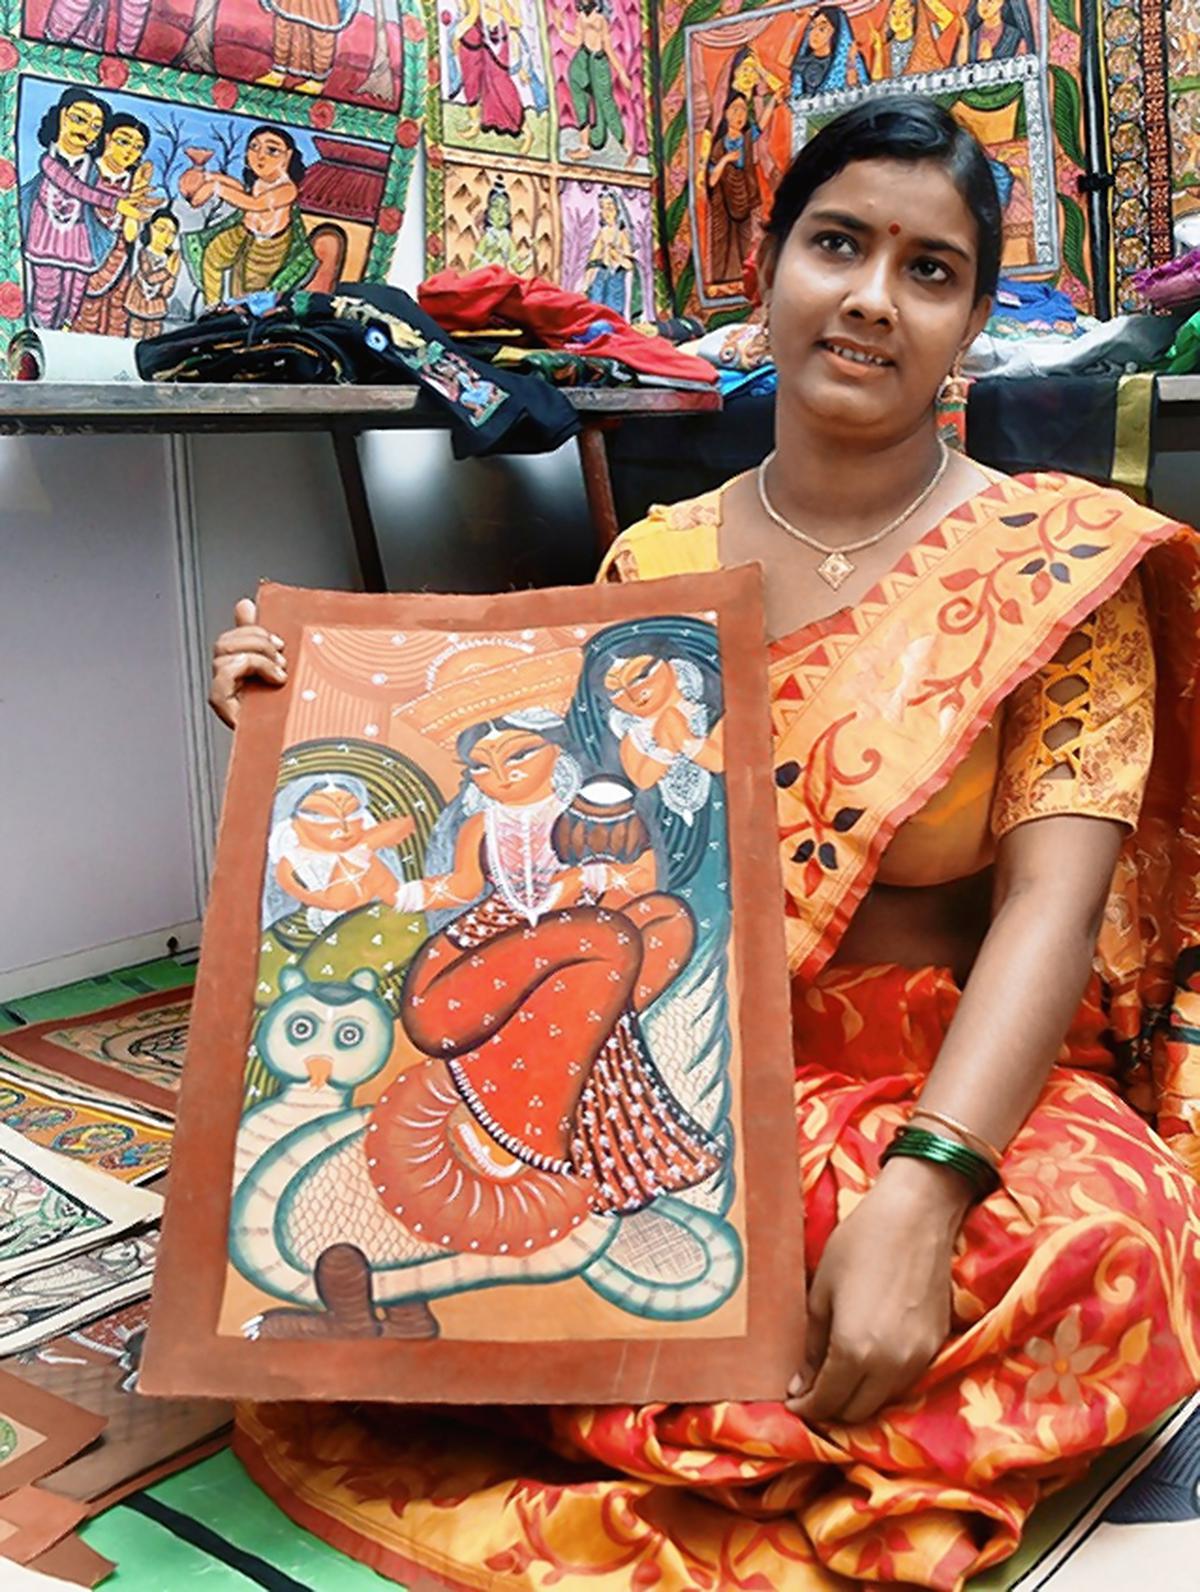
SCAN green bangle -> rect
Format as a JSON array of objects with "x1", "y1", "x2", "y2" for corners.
[{"x1": 880, "y1": 1126, "x2": 1001, "y2": 1202}]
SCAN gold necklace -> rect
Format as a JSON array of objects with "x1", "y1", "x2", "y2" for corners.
[{"x1": 756, "y1": 442, "x2": 951, "y2": 590}]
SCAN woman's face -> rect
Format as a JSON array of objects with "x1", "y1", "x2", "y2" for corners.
[
  {"x1": 605, "y1": 656, "x2": 675, "y2": 717},
  {"x1": 105, "y1": 125, "x2": 146, "y2": 171},
  {"x1": 888, "y1": 0, "x2": 915, "y2": 37},
  {"x1": 58, "y1": 99, "x2": 104, "y2": 156},
  {"x1": 599, "y1": 194, "x2": 618, "y2": 224},
  {"x1": 808, "y1": 13, "x2": 835, "y2": 51},
  {"x1": 293, "y1": 788, "x2": 367, "y2": 851},
  {"x1": 247, "y1": 132, "x2": 290, "y2": 179},
  {"x1": 467, "y1": 730, "x2": 559, "y2": 805},
  {"x1": 149, "y1": 216, "x2": 178, "y2": 252},
  {"x1": 727, "y1": 96, "x2": 750, "y2": 135},
  {"x1": 763, "y1": 157, "x2": 990, "y2": 445},
  {"x1": 977, "y1": 0, "x2": 1004, "y2": 19},
  {"x1": 732, "y1": 55, "x2": 760, "y2": 93}
]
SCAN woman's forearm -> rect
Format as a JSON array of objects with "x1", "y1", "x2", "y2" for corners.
[{"x1": 913, "y1": 886, "x2": 1099, "y2": 1154}]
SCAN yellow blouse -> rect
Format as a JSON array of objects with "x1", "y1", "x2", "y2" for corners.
[{"x1": 599, "y1": 491, "x2": 1156, "y2": 888}]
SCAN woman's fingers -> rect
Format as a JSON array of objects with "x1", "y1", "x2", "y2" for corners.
[
  {"x1": 208, "y1": 651, "x2": 286, "y2": 728},
  {"x1": 233, "y1": 597, "x2": 257, "y2": 627},
  {"x1": 787, "y1": 1341, "x2": 865, "y2": 1423},
  {"x1": 787, "y1": 1273, "x2": 831, "y2": 1402}
]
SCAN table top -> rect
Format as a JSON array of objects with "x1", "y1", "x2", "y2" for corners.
[{"x1": 0, "y1": 380, "x2": 723, "y2": 433}]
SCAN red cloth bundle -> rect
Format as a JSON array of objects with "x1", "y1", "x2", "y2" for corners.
[{"x1": 419, "y1": 266, "x2": 718, "y2": 386}]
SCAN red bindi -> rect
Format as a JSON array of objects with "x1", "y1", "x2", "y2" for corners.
[{"x1": 888, "y1": 222, "x2": 902, "y2": 236}]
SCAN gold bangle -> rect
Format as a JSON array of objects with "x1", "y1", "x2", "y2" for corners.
[{"x1": 909, "y1": 1107, "x2": 1004, "y2": 1170}]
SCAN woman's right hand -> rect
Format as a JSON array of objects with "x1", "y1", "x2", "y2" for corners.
[{"x1": 209, "y1": 598, "x2": 287, "y2": 728}]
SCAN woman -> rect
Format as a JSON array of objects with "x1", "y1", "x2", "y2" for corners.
[
  {"x1": 212, "y1": 100, "x2": 1200, "y2": 1589},
  {"x1": 185, "y1": 125, "x2": 316, "y2": 304}
]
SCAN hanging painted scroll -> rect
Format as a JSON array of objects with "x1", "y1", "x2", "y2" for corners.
[
  {"x1": 0, "y1": 0, "x2": 426, "y2": 344},
  {"x1": 653, "y1": 0, "x2": 1185, "y2": 322},
  {"x1": 422, "y1": 0, "x2": 660, "y2": 321},
  {"x1": 141, "y1": 568, "x2": 802, "y2": 1405}
]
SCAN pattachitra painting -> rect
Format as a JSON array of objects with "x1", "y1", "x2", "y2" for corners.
[
  {"x1": 423, "y1": 0, "x2": 659, "y2": 309},
  {"x1": 654, "y1": 0, "x2": 1183, "y2": 321},
  {"x1": 0, "y1": 7, "x2": 424, "y2": 339},
  {"x1": 142, "y1": 570, "x2": 802, "y2": 1405}
]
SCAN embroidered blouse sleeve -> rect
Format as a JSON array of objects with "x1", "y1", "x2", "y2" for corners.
[{"x1": 992, "y1": 571, "x2": 1155, "y2": 837}]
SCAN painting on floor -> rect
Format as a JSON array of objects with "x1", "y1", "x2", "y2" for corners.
[
  {"x1": 423, "y1": 0, "x2": 660, "y2": 316},
  {"x1": 142, "y1": 571, "x2": 802, "y2": 1405},
  {"x1": 0, "y1": 5, "x2": 425, "y2": 342},
  {"x1": 653, "y1": 0, "x2": 1190, "y2": 321}
]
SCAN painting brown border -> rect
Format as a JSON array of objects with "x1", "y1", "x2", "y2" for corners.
[
  {"x1": 1, "y1": 991, "x2": 190, "y2": 1116},
  {"x1": 0, "y1": 1369, "x2": 106, "y2": 1493},
  {"x1": 141, "y1": 567, "x2": 804, "y2": 1404}
]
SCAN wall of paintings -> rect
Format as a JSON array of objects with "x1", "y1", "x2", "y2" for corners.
[
  {"x1": 423, "y1": 0, "x2": 659, "y2": 324},
  {"x1": 0, "y1": 0, "x2": 426, "y2": 343}
]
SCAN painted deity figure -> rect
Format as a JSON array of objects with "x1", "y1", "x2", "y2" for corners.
[
  {"x1": 469, "y1": 176, "x2": 533, "y2": 272},
  {"x1": 868, "y1": 0, "x2": 960, "y2": 76},
  {"x1": 123, "y1": 209, "x2": 183, "y2": 340},
  {"x1": 454, "y1": 0, "x2": 529, "y2": 137},
  {"x1": 73, "y1": 113, "x2": 154, "y2": 339},
  {"x1": 583, "y1": 187, "x2": 639, "y2": 319},
  {"x1": 558, "y1": 0, "x2": 633, "y2": 163},
  {"x1": 20, "y1": 89, "x2": 155, "y2": 331},
  {"x1": 184, "y1": 125, "x2": 318, "y2": 304},
  {"x1": 262, "y1": 775, "x2": 416, "y2": 934}
]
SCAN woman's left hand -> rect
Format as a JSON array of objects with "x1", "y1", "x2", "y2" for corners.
[{"x1": 786, "y1": 1157, "x2": 970, "y2": 1425}]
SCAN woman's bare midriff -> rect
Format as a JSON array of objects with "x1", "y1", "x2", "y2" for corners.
[{"x1": 830, "y1": 868, "x2": 993, "y2": 984}]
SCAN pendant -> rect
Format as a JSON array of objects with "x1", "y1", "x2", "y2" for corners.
[{"x1": 816, "y1": 550, "x2": 855, "y2": 590}]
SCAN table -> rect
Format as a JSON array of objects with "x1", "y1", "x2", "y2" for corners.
[{"x1": 0, "y1": 381, "x2": 722, "y2": 588}]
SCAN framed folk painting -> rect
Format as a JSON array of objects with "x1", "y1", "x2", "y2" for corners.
[{"x1": 141, "y1": 568, "x2": 803, "y2": 1405}]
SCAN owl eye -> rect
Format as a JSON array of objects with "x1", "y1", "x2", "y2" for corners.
[
  {"x1": 286, "y1": 1014, "x2": 317, "y2": 1043},
  {"x1": 335, "y1": 1021, "x2": 364, "y2": 1050}
]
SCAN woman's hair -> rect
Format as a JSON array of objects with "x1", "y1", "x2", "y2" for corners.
[
  {"x1": 38, "y1": 87, "x2": 106, "y2": 149},
  {"x1": 765, "y1": 96, "x2": 1003, "y2": 300},
  {"x1": 140, "y1": 205, "x2": 179, "y2": 247},
  {"x1": 105, "y1": 111, "x2": 151, "y2": 150},
  {"x1": 242, "y1": 124, "x2": 306, "y2": 190}
]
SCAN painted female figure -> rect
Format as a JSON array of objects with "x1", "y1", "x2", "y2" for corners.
[
  {"x1": 123, "y1": 209, "x2": 183, "y2": 341},
  {"x1": 788, "y1": 6, "x2": 872, "y2": 100},
  {"x1": 73, "y1": 114, "x2": 154, "y2": 339},
  {"x1": 583, "y1": 187, "x2": 639, "y2": 319},
  {"x1": 185, "y1": 126, "x2": 317, "y2": 305},
  {"x1": 454, "y1": 0, "x2": 527, "y2": 138},
  {"x1": 20, "y1": 89, "x2": 152, "y2": 331},
  {"x1": 957, "y1": 0, "x2": 1035, "y2": 62},
  {"x1": 706, "y1": 92, "x2": 762, "y2": 286}
]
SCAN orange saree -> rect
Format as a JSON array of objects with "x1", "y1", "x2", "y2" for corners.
[{"x1": 234, "y1": 471, "x2": 1200, "y2": 1591}]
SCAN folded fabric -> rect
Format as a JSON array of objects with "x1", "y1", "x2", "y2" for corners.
[
  {"x1": 418, "y1": 266, "x2": 718, "y2": 387},
  {"x1": 491, "y1": 347, "x2": 635, "y2": 387},
  {"x1": 1162, "y1": 310, "x2": 1200, "y2": 375},
  {"x1": 684, "y1": 322, "x2": 772, "y2": 372},
  {"x1": 964, "y1": 312, "x2": 1182, "y2": 380},
  {"x1": 1134, "y1": 249, "x2": 1200, "y2": 311},
  {"x1": 991, "y1": 275, "x2": 1079, "y2": 325},
  {"x1": 135, "y1": 285, "x2": 579, "y2": 459}
]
